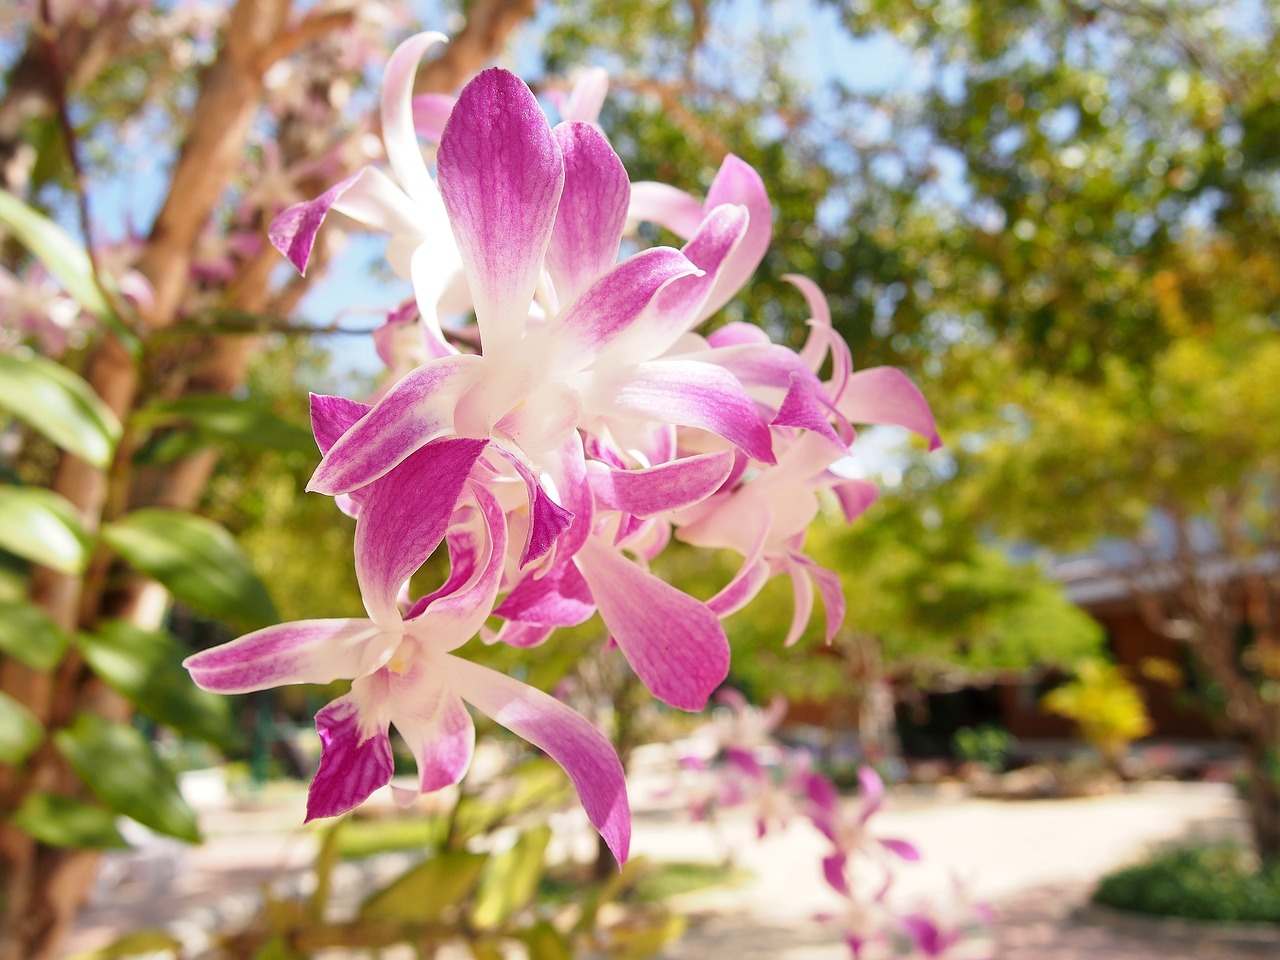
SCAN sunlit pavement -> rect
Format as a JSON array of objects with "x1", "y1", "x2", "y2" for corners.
[{"x1": 68, "y1": 779, "x2": 1257, "y2": 959}]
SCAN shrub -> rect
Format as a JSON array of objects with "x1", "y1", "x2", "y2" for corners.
[{"x1": 1093, "y1": 844, "x2": 1280, "y2": 924}]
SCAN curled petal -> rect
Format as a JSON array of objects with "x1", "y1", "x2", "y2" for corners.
[
  {"x1": 310, "y1": 393, "x2": 371, "y2": 455},
  {"x1": 355, "y1": 437, "x2": 489, "y2": 625},
  {"x1": 575, "y1": 537, "x2": 729, "y2": 711},
  {"x1": 822, "y1": 852, "x2": 850, "y2": 897},
  {"x1": 447, "y1": 655, "x2": 631, "y2": 864},
  {"x1": 269, "y1": 166, "x2": 416, "y2": 275},
  {"x1": 389, "y1": 667, "x2": 477, "y2": 796},
  {"x1": 494, "y1": 560, "x2": 594, "y2": 626},
  {"x1": 838, "y1": 367, "x2": 942, "y2": 451},
  {"x1": 880, "y1": 837, "x2": 921, "y2": 862},
  {"x1": 381, "y1": 32, "x2": 449, "y2": 205},
  {"x1": 627, "y1": 181, "x2": 705, "y2": 238},
  {"x1": 588, "y1": 451, "x2": 734, "y2": 518},
  {"x1": 438, "y1": 68, "x2": 564, "y2": 352},
  {"x1": 184, "y1": 619, "x2": 394, "y2": 694},
  {"x1": 548, "y1": 122, "x2": 630, "y2": 301},
  {"x1": 561, "y1": 67, "x2": 608, "y2": 123},
  {"x1": 308, "y1": 354, "x2": 480, "y2": 495},
  {"x1": 412, "y1": 92, "x2": 456, "y2": 144},
  {"x1": 857, "y1": 764, "x2": 885, "y2": 821},
  {"x1": 597, "y1": 360, "x2": 775, "y2": 464},
  {"x1": 833, "y1": 479, "x2": 879, "y2": 522},
  {"x1": 306, "y1": 694, "x2": 394, "y2": 821},
  {"x1": 785, "y1": 554, "x2": 847, "y2": 645},
  {"x1": 492, "y1": 447, "x2": 576, "y2": 568},
  {"x1": 699, "y1": 155, "x2": 771, "y2": 320},
  {"x1": 772, "y1": 372, "x2": 845, "y2": 449}
]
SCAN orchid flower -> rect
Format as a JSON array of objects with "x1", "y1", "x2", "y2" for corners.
[
  {"x1": 184, "y1": 435, "x2": 629, "y2": 864},
  {"x1": 806, "y1": 766, "x2": 920, "y2": 898}
]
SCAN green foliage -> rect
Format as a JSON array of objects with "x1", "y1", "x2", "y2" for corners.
[
  {"x1": 53, "y1": 714, "x2": 200, "y2": 843},
  {"x1": 76, "y1": 620, "x2": 236, "y2": 748},
  {"x1": 0, "y1": 691, "x2": 42, "y2": 764},
  {"x1": 12, "y1": 793, "x2": 128, "y2": 849},
  {"x1": 359, "y1": 850, "x2": 488, "y2": 922},
  {"x1": 952, "y1": 724, "x2": 1015, "y2": 772},
  {"x1": 101, "y1": 508, "x2": 278, "y2": 632},
  {"x1": 0, "y1": 485, "x2": 92, "y2": 574},
  {"x1": 1094, "y1": 844, "x2": 1280, "y2": 924},
  {"x1": 1042, "y1": 660, "x2": 1153, "y2": 765},
  {"x1": 470, "y1": 826, "x2": 553, "y2": 929},
  {"x1": 0, "y1": 351, "x2": 121, "y2": 468},
  {"x1": 0, "y1": 600, "x2": 70, "y2": 670},
  {"x1": 135, "y1": 395, "x2": 316, "y2": 456}
]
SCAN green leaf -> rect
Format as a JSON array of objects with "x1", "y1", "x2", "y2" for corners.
[
  {"x1": 359, "y1": 851, "x2": 488, "y2": 922},
  {"x1": 54, "y1": 714, "x2": 200, "y2": 842},
  {"x1": 469, "y1": 827, "x2": 552, "y2": 929},
  {"x1": 518, "y1": 921, "x2": 573, "y2": 960},
  {"x1": 66, "y1": 929, "x2": 182, "y2": 960},
  {"x1": 101, "y1": 509, "x2": 277, "y2": 631},
  {"x1": 137, "y1": 395, "x2": 315, "y2": 454},
  {"x1": 0, "y1": 600, "x2": 71, "y2": 670},
  {"x1": 11, "y1": 792, "x2": 128, "y2": 849},
  {"x1": 77, "y1": 621, "x2": 234, "y2": 747},
  {"x1": 0, "y1": 352, "x2": 122, "y2": 468},
  {"x1": 0, "y1": 691, "x2": 42, "y2": 764},
  {"x1": 0, "y1": 485, "x2": 91, "y2": 574},
  {"x1": 0, "y1": 189, "x2": 113, "y2": 319}
]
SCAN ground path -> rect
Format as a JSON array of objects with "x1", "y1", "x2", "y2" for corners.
[{"x1": 68, "y1": 780, "x2": 1265, "y2": 958}]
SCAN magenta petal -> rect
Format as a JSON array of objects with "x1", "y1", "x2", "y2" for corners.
[
  {"x1": 184, "y1": 619, "x2": 391, "y2": 694},
  {"x1": 628, "y1": 181, "x2": 706, "y2": 238},
  {"x1": 308, "y1": 354, "x2": 479, "y2": 496},
  {"x1": 880, "y1": 837, "x2": 921, "y2": 862},
  {"x1": 838, "y1": 367, "x2": 942, "y2": 450},
  {"x1": 447, "y1": 655, "x2": 631, "y2": 864},
  {"x1": 306, "y1": 695, "x2": 394, "y2": 821},
  {"x1": 392, "y1": 678, "x2": 476, "y2": 795},
  {"x1": 699, "y1": 155, "x2": 772, "y2": 320},
  {"x1": 269, "y1": 170, "x2": 361, "y2": 275},
  {"x1": 494, "y1": 448, "x2": 576, "y2": 567},
  {"x1": 822, "y1": 852, "x2": 851, "y2": 897},
  {"x1": 553, "y1": 246, "x2": 699, "y2": 371},
  {"x1": 603, "y1": 360, "x2": 775, "y2": 464},
  {"x1": 437, "y1": 69, "x2": 564, "y2": 351},
  {"x1": 494, "y1": 560, "x2": 595, "y2": 626},
  {"x1": 412, "y1": 92, "x2": 456, "y2": 144},
  {"x1": 788, "y1": 554, "x2": 847, "y2": 645},
  {"x1": 772, "y1": 373, "x2": 845, "y2": 448},
  {"x1": 310, "y1": 393, "x2": 372, "y2": 455},
  {"x1": 491, "y1": 621, "x2": 555, "y2": 648},
  {"x1": 354, "y1": 437, "x2": 489, "y2": 624},
  {"x1": 833, "y1": 479, "x2": 879, "y2": 521},
  {"x1": 706, "y1": 559, "x2": 769, "y2": 617},
  {"x1": 575, "y1": 537, "x2": 729, "y2": 711},
  {"x1": 588, "y1": 451, "x2": 734, "y2": 518},
  {"x1": 857, "y1": 764, "x2": 885, "y2": 821},
  {"x1": 547, "y1": 122, "x2": 630, "y2": 301}
]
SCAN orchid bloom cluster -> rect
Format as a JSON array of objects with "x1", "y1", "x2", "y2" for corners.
[
  {"x1": 184, "y1": 31, "x2": 939, "y2": 869},
  {"x1": 676, "y1": 696, "x2": 990, "y2": 959}
]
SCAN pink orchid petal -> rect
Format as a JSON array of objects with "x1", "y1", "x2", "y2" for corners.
[
  {"x1": 575, "y1": 537, "x2": 729, "y2": 710},
  {"x1": 547, "y1": 122, "x2": 630, "y2": 301},
  {"x1": 699, "y1": 155, "x2": 771, "y2": 320},
  {"x1": 561, "y1": 67, "x2": 608, "y2": 123},
  {"x1": 628, "y1": 181, "x2": 706, "y2": 238},
  {"x1": 310, "y1": 393, "x2": 371, "y2": 455},
  {"x1": 772, "y1": 373, "x2": 845, "y2": 448},
  {"x1": 269, "y1": 166, "x2": 416, "y2": 275},
  {"x1": 437, "y1": 68, "x2": 564, "y2": 352},
  {"x1": 389, "y1": 667, "x2": 476, "y2": 795},
  {"x1": 412, "y1": 92, "x2": 456, "y2": 144},
  {"x1": 617, "y1": 204, "x2": 747, "y2": 361},
  {"x1": 552, "y1": 246, "x2": 699, "y2": 371},
  {"x1": 446, "y1": 655, "x2": 631, "y2": 864},
  {"x1": 492, "y1": 447, "x2": 576, "y2": 568},
  {"x1": 489, "y1": 621, "x2": 555, "y2": 648},
  {"x1": 495, "y1": 560, "x2": 595, "y2": 626},
  {"x1": 833, "y1": 479, "x2": 879, "y2": 521},
  {"x1": 354, "y1": 437, "x2": 489, "y2": 625},
  {"x1": 880, "y1": 837, "x2": 921, "y2": 862},
  {"x1": 822, "y1": 852, "x2": 851, "y2": 897},
  {"x1": 306, "y1": 694, "x2": 394, "y2": 821},
  {"x1": 788, "y1": 553, "x2": 847, "y2": 644},
  {"x1": 599, "y1": 359, "x2": 775, "y2": 464},
  {"x1": 706, "y1": 558, "x2": 769, "y2": 617},
  {"x1": 381, "y1": 32, "x2": 448, "y2": 205},
  {"x1": 308, "y1": 354, "x2": 480, "y2": 495},
  {"x1": 785, "y1": 274, "x2": 835, "y2": 369},
  {"x1": 838, "y1": 367, "x2": 942, "y2": 451},
  {"x1": 784, "y1": 558, "x2": 816, "y2": 648},
  {"x1": 184, "y1": 619, "x2": 393, "y2": 694},
  {"x1": 588, "y1": 450, "x2": 734, "y2": 518},
  {"x1": 547, "y1": 433, "x2": 594, "y2": 561},
  {"x1": 707, "y1": 321, "x2": 771, "y2": 348},
  {"x1": 857, "y1": 765, "x2": 885, "y2": 821}
]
